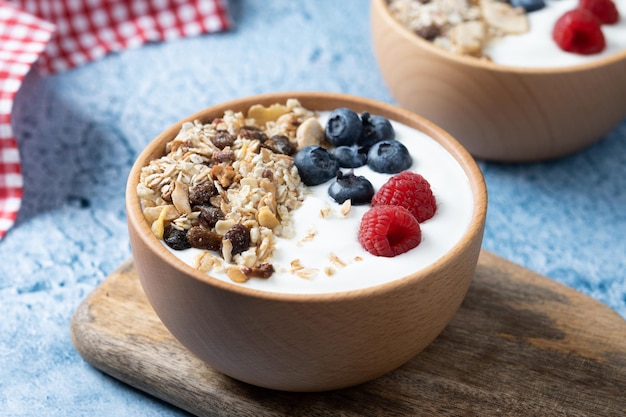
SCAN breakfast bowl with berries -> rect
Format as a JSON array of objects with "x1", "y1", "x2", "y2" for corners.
[
  {"x1": 371, "y1": 0, "x2": 626, "y2": 161},
  {"x1": 126, "y1": 92, "x2": 487, "y2": 392}
]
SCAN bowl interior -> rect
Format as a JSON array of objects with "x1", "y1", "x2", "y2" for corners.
[
  {"x1": 126, "y1": 91, "x2": 488, "y2": 301},
  {"x1": 373, "y1": 0, "x2": 626, "y2": 74}
]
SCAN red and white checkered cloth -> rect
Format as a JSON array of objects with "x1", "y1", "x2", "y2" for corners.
[
  {"x1": 0, "y1": 2, "x2": 53, "y2": 239},
  {"x1": 0, "y1": 0, "x2": 231, "y2": 239}
]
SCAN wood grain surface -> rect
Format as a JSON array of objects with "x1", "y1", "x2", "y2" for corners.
[{"x1": 70, "y1": 251, "x2": 626, "y2": 416}]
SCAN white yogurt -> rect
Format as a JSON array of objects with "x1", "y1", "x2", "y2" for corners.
[
  {"x1": 167, "y1": 114, "x2": 475, "y2": 294},
  {"x1": 486, "y1": 0, "x2": 626, "y2": 68}
]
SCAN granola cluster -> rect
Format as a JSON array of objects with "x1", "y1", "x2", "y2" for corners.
[
  {"x1": 137, "y1": 99, "x2": 324, "y2": 282},
  {"x1": 387, "y1": 0, "x2": 529, "y2": 58}
]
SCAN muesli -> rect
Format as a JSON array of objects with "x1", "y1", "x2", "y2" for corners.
[
  {"x1": 137, "y1": 99, "x2": 476, "y2": 292},
  {"x1": 387, "y1": 0, "x2": 529, "y2": 58},
  {"x1": 137, "y1": 99, "x2": 317, "y2": 281},
  {"x1": 387, "y1": 0, "x2": 622, "y2": 60}
]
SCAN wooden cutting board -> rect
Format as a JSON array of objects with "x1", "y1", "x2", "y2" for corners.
[{"x1": 70, "y1": 250, "x2": 626, "y2": 416}]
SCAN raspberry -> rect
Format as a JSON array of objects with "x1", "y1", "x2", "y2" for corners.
[
  {"x1": 358, "y1": 205, "x2": 422, "y2": 257},
  {"x1": 552, "y1": 9, "x2": 606, "y2": 55},
  {"x1": 579, "y1": 0, "x2": 620, "y2": 24},
  {"x1": 371, "y1": 171, "x2": 437, "y2": 223}
]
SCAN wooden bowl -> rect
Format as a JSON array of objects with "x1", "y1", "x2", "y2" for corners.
[
  {"x1": 126, "y1": 92, "x2": 487, "y2": 391},
  {"x1": 370, "y1": 0, "x2": 626, "y2": 162}
]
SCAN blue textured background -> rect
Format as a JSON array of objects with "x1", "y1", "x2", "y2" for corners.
[{"x1": 1, "y1": 1, "x2": 625, "y2": 415}]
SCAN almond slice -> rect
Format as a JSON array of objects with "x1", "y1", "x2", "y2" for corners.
[{"x1": 481, "y1": 0, "x2": 529, "y2": 35}]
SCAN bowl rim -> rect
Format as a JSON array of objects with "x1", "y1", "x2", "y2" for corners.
[
  {"x1": 371, "y1": 0, "x2": 626, "y2": 74},
  {"x1": 126, "y1": 91, "x2": 488, "y2": 302}
]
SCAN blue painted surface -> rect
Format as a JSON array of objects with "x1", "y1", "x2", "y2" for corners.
[{"x1": 1, "y1": 1, "x2": 625, "y2": 415}]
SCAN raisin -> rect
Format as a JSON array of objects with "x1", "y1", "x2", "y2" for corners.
[
  {"x1": 189, "y1": 182, "x2": 217, "y2": 206},
  {"x1": 197, "y1": 206, "x2": 224, "y2": 229},
  {"x1": 416, "y1": 24, "x2": 441, "y2": 41},
  {"x1": 262, "y1": 169, "x2": 274, "y2": 181},
  {"x1": 212, "y1": 131, "x2": 234, "y2": 149},
  {"x1": 239, "y1": 126, "x2": 268, "y2": 142},
  {"x1": 163, "y1": 225, "x2": 191, "y2": 250},
  {"x1": 209, "y1": 195, "x2": 223, "y2": 208},
  {"x1": 242, "y1": 263, "x2": 275, "y2": 279},
  {"x1": 263, "y1": 135, "x2": 296, "y2": 156},
  {"x1": 213, "y1": 149, "x2": 236, "y2": 164},
  {"x1": 224, "y1": 223, "x2": 251, "y2": 256},
  {"x1": 187, "y1": 226, "x2": 222, "y2": 251}
]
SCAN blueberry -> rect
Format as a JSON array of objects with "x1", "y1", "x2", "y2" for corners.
[
  {"x1": 332, "y1": 146, "x2": 368, "y2": 168},
  {"x1": 367, "y1": 140, "x2": 412, "y2": 174},
  {"x1": 328, "y1": 171, "x2": 375, "y2": 205},
  {"x1": 325, "y1": 108, "x2": 363, "y2": 147},
  {"x1": 510, "y1": 0, "x2": 545, "y2": 12},
  {"x1": 358, "y1": 112, "x2": 395, "y2": 148},
  {"x1": 294, "y1": 145, "x2": 340, "y2": 186}
]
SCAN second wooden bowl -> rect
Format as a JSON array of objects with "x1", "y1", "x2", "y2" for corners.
[{"x1": 370, "y1": 0, "x2": 626, "y2": 162}]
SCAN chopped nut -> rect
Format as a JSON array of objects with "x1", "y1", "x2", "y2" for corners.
[
  {"x1": 143, "y1": 204, "x2": 179, "y2": 224},
  {"x1": 319, "y1": 205, "x2": 331, "y2": 218},
  {"x1": 215, "y1": 219, "x2": 236, "y2": 235},
  {"x1": 240, "y1": 177, "x2": 258, "y2": 189},
  {"x1": 222, "y1": 238, "x2": 234, "y2": 263},
  {"x1": 195, "y1": 252, "x2": 223, "y2": 273},
  {"x1": 451, "y1": 21, "x2": 486, "y2": 56},
  {"x1": 480, "y1": 0, "x2": 528, "y2": 35},
  {"x1": 210, "y1": 165, "x2": 238, "y2": 188},
  {"x1": 259, "y1": 192, "x2": 277, "y2": 214},
  {"x1": 226, "y1": 266, "x2": 249, "y2": 283},
  {"x1": 151, "y1": 206, "x2": 170, "y2": 240},
  {"x1": 257, "y1": 206, "x2": 280, "y2": 229},
  {"x1": 238, "y1": 247, "x2": 258, "y2": 267},
  {"x1": 171, "y1": 180, "x2": 191, "y2": 214},
  {"x1": 296, "y1": 117, "x2": 325, "y2": 150},
  {"x1": 275, "y1": 112, "x2": 300, "y2": 131},
  {"x1": 210, "y1": 195, "x2": 224, "y2": 208},
  {"x1": 259, "y1": 147, "x2": 273, "y2": 163},
  {"x1": 247, "y1": 103, "x2": 290, "y2": 125},
  {"x1": 256, "y1": 234, "x2": 273, "y2": 263},
  {"x1": 259, "y1": 177, "x2": 277, "y2": 195},
  {"x1": 340, "y1": 200, "x2": 352, "y2": 216}
]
